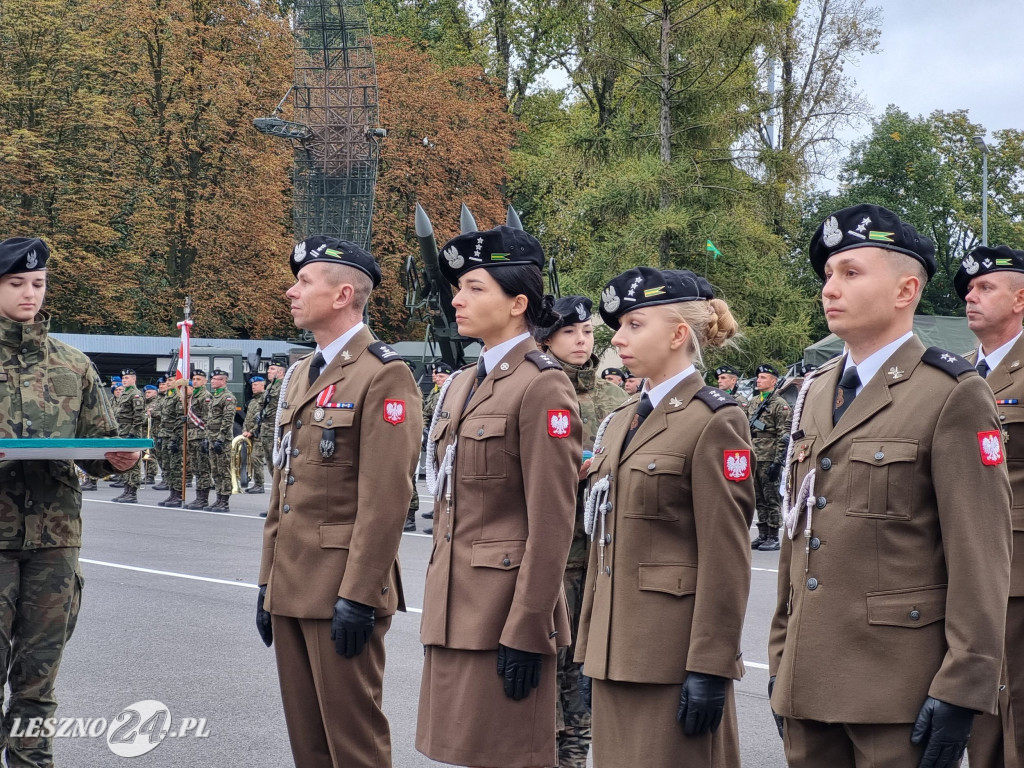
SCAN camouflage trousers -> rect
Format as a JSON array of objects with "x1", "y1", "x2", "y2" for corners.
[
  {"x1": 409, "y1": 484, "x2": 419, "y2": 512},
  {"x1": 0, "y1": 547, "x2": 81, "y2": 768},
  {"x1": 754, "y1": 462, "x2": 782, "y2": 529},
  {"x1": 248, "y1": 440, "x2": 265, "y2": 490},
  {"x1": 186, "y1": 438, "x2": 212, "y2": 492},
  {"x1": 164, "y1": 440, "x2": 183, "y2": 493},
  {"x1": 557, "y1": 565, "x2": 592, "y2": 768},
  {"x1": 210, "y1": 446, "x2": 232, "y2": 496},
  {"x1": 259, "y1": 435, "x2": 275, "y2": 486},
  {"x1": 118, "y1": 457, "x2": 141, "y2": 490}
]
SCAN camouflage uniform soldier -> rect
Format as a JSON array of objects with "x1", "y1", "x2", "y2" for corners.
[
  {"x1": 157, "y1": 379, "x2": 186, "y2": 508},
  {"x1": 0, "y1": 237, "x2": 139, "y2": 768},
  {"x1": 746, "y1": 363, "x2": 791, "y2": 551},
  {"x1": 715, "y1": 364, "x2": 748, "y2": 406},
  {"x1": 205, "y1": 369, "x2": 236, "y2": 512},
  {"x1": 143, "y1": 384, "x2": 160, "y2": 484},
  {"x1": 112, "y1": 369, "x2": 146, "y2": 503},
  {"x1": 418, "y1": 361, "x2": 452, "y2": 535},
  {"x1": 184, "y1": 371, "x2": 213, "y2": 510},
  {"x1": 536, "y1": 295, "x2": 627, "y2": 768},
  {"x1": 242, "y1": 377, "x2": 266, "y2": 493}
]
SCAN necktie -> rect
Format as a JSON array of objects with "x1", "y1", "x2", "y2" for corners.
[
  {"x1": 463, "y1": 357, "x2": 488, "y2": 411},
  {"x1": 832, "y1": 365, "x2": 861, "y2": 426},
  {"x1": 308, "y1": 352, "x2": 326, "y2": 389},
  {"x1": 977, "y1": 360, "x2": 990, "y2": 379},
  {"x1": 622, "y1": 394, "x2": 654, "y2": 450}
]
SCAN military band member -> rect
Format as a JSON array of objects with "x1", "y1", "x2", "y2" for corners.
[
  {"x1": 535, "y1": 294, "x2": 626, "y2": 768},
  {"x1": 254, "y1": 362, "x2": 284, "y2": 514},
  {"x1": 769, "y1": 204, "x2": 1013, "y2": 768},
  {"x1": 416, "y1": 224, "x2": 582, "y2": 768},
  {"x1": 600, "y1": 368, "x2": 625, "y2": 388},
  {"x1": 575, "y1": 267, "x2": 755, "y2": 768},
  {"x1": 0, "y1": 237, "x2": 138, "y2": 767},
  {"x1": 257, "y1": 236, "x2": 421, "y2": 768},
  {"x1": 112, "y1": 368, "x2": 146, "y2": 503},
  {"x1": 158, "y1": 377, "x2": 187, "y2": 508},
  {"x1": 205, "y1": 369, "x2": 236, "y2": 512},
  {"x1": 955, "y1": 245, "x2": 1024, "y2": 768},
  {"x1": 184, "y1": 370, "x2": 213, "y2": 510},
  {"x1": 242, "y1": 376, "x2": 266, "y2": 493},
  {"x1": 714, "y1": 364, "x2": 747, "y2": 405},
  {"x1": 747, "y1": 363, "x2": 791, "y2": 551}
]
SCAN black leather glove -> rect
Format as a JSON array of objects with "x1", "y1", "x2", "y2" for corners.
[
  {"x1": 168, "y1": 439, "x2": 179, "y2": 452},
  {"x1": 676, "y1": 672, "x2": 727, "y2": 736},
  {"x1": 212, "y1": 440, "x2": 224, "y2": 455},
  {"x1": 331, "y1": 598, "x2": 375, "y2": 658},
  {"x1": 200, "y1": 438, "x2": 209, "y2": 454},
  {"x1": 496, "y1": 644, "x2": 542, "y2": 701},
  {"x1": 911, "y1": 696, "x2": 975, "y2": 768},
  {"x1": 766, "y1": 461, "x2": 783, "y2": 484},
  {"x1": 768, "y1": 675, "x2": 784, "y2": 739},
  {"x1": 256, "y1": 585, "x2": 272, "y2": 647},
  {"x1": 579, "y1": 672, "x2": 592, "y2": 713}
]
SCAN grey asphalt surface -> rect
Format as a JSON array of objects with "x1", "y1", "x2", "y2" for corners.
[{"x1": 51, "y1": 480, "x2": 788, "y2": 767}]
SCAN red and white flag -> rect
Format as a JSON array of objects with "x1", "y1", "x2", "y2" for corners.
[{"x1": 176, "y1": 319, "x2": 192, "y2": 380}]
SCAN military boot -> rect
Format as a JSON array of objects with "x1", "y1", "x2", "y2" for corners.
[
  {"x1": 421, "y1": 510, "x2": 433, "y2": 519},
  {"x1": 185, "y1": 489, "x2": 210, "y2": 510},
  {"x1": 758, "y1": 528, "x2": 781, "y2": 551},
  {"x1": 404, "y1": 508, "x2": 416, "y2": 532},
  {"x1": 113, "y1": 486, "x2": 138, "y2": 504},
  {"x1": 110, "y1": 479, "x2": 125, "y2": 489},
  {"x1": 751, "y1": 524, "x2": 768, "y2": 549},
  {"x1": 159, "y1": 490, "x2": 183, "y2": 508},
  {"x1": 208, "y1": 494, "x2": 230, "y2": 513},
  {"x1": 80, "y1": 478, "x2": 97, "y2": 491},
  {"x1": 244, "y1": 485, "x2": 264, "y2": 494},
  {"x1": 153, "y1": 480, "x2": 169, "y2": 491}
]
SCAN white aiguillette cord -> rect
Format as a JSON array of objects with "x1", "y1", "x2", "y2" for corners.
[
  {"x1": 779, "y1": 370, "x2": 824, "y2": 572},
  {"x1": 425, "y1": 369, "x2": 465, "y2": 501},
  {"x1": 272, "y1": 361, "x2": 303, "y2": 474}
]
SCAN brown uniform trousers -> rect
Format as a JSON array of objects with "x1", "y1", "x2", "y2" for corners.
[
  {"x1": 968, "y1": 341, "x2": 1024, "y2": 768},
  {"x1": 770, "y1": 339, "x2": 1013, "y2": 767},
  {"x1": 576, "y1": 373, "x2": 756, "y2": 767},
  {"x1": 259, "y1": 328, "x2": 422, "y2": 768},
  {"x1": 417, "y1": 339, "x2": 582, "y2": 768}
]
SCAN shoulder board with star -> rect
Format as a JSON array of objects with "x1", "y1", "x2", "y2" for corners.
[
  {"x1": 694, "y1": 386, "x2": 741, "y2": 411},
  {"x1": 525, "y1": 349, "x2": 562, "y2": 371},
  {"x1": 367, "y1": 341, "x2": 404, "y2": 364},
  {"x1": 921, "y1": 347, "x2": 975, "y2": 378}
]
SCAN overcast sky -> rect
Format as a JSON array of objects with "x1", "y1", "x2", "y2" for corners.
[{"x1": 830, "y1": 0, "x2": 1024, "y2": 178}]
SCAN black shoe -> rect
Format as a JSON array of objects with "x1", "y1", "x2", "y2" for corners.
[
  {"x1": 80, "y1": 480, "x2": 97, "y2": 491},
  {"x1": 423, "y1": 527, "x2": 432, "y2": 535},
  {"x1": 758, "y1": 536, "x2": 780, "y2": 552},
  {"x1": 421, "y1": 511, "x2": 433, "y2": 519},
  {"x1": 259, "y1": 511, "x2": 268, "y2": 518},
  {"x1": 153, "y1": 482, "x2": 169, "y2": 491},
  {"x1": 404, "y1": 509, "x2": 416, "y2": 532},
  {"x1": 750, "y1": 535, "x2": 767, "y2": 549},
  {"x1": 245, "y1": 486, "x2": 265, "y2": 494}
]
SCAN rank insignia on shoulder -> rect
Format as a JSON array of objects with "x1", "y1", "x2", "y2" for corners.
[
  {"x1": 978, "y1": 430, "x2": 1005, "y2": 466},
  {"x1": 368, "y1": 341, "x2": 403, "y2": 363},
  {"x1": 526, "y1": 350, "x2": 561, "y2": 371},
  {"x1": 922, "y1": 347, "x2": 975, "y2": 378},
  {"x1": 694, "y1": 386, "x2": 739, "y2": 411}
]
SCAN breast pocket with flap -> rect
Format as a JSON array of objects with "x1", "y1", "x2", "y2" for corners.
[{"x1": 846, "y1": 438, "x2": 918, "y2": 520}]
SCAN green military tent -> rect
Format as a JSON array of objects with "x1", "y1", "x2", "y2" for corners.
[{"x1": 803, "y1": 315, "x2": 977, "y2": 368}]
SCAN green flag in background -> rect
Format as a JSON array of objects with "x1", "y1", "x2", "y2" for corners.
[{"x1": 706, "y1": 240, "x2": 722, "y2": 259}]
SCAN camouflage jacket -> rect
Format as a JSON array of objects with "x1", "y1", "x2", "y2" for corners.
[
  {"x1": 243, "y1": 396, "x2": 261, "y2": 433},
  {"x1": 746, "y1": 390, "x2": 792, "y2": 463},
  {"x1": 160, "y1": 389, "x2": 185, "y2": 440},
  {"x1": 146, "y1": 396, "x2": 161, "y2": 436},
  {"x1": 187, "y1": 387, "x2": 212, "y2": 440},
  {"x1": 562, "y1": 354, "x2": 627, "y2": 568},
  {"x1": 254, "y1": 378, "x2": 280, "y2": 442},
  {"x1": 207, "y1": 387, "x2": 236, "y2": 443},
  {"x1": 116, "y1": 385, "x2": 146, "y2": 438},
  {"x1": 0, "y1": 312, "x2": 118, "y2": 549},
  {"x1": 423, "y1": 387, "x2": 441, "y2": 429}
]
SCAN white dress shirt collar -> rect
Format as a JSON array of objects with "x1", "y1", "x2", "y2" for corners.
[
  {"x1": 843, "y1": 331, "x2": 913, "y2": 395},
  {"x1": 977, "y1": 329, "x2": 1024, "y2": 374},
  {"x1": 642, "y1": 365, "x2": 696, "y2": 409},
  {"x1": 481, "y1": 332, "x2": 533, "y2": 374},
  {"x1": 315, "y1": 322, "x2": 365, "y2": 368}
]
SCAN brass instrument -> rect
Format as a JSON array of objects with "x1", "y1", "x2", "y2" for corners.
[{"x1": 230, "y1": 434, "x2": 252, "y2": 494}]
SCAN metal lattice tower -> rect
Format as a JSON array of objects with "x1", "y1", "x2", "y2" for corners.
[{"x1": 256, "y1": 0, "x2": 383, "y2": 248}]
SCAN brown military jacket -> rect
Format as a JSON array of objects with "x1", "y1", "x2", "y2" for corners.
[
  {"x1": 967, "y1": 337, "x2": 1024, "y2": 596},
  {"x1": 769, "y1": 337, "x2": 1012, "y2": 721},
  {"x1": 259, "y1": 327, "x2": 422, "y2": 619},
  {"x1": 575, "y1": 372, "x2": 755, "y2": 683},
  {"x1": 419, "y1": 339, "x2": 582, "y2": 655}
]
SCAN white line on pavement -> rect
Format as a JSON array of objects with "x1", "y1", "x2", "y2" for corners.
[
  {"x1": 84, "y1": 498, "x2": 259, "y2": 519},
  {"x1": 80, "y1": 558, "x2": 260, "y2": 588}
]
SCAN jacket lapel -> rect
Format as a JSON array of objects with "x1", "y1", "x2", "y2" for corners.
[
  {"x1": 460, "y1": 338, "x2": 536, "y2": 420},
  {"x1": 619, "y1": 373, "x2": 703, "y2": 462},
  {"x1": 987, "y1": 334, "x2": 1024, "y2": 395},
  {"x1": 290, "y1": 327, "x2": 371, "y2": 411}
]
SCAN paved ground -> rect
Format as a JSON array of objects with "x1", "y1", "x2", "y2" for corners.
[{"x1": 49, "y1": 480, "x2": 789, "y2": 767}]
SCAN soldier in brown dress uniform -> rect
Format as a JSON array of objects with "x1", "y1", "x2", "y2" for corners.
[
  {"x1": 256, "y1": 236, "x2": 422, "y2": 768},
  {"x1": 770, "y1": 204, "x2": 1013, "y2": 768},
  {"x1": 417, "y1": 224, "x2": 582, "y2": 768},
  {"x1": 575, "y1": 266, "x2": 756, "y2": 768},
  {"x1": 956, "y1": 245, "x2": 1024, "y2": 768}
]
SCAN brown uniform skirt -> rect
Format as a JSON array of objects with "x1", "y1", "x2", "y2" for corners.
[
  {"x1": 591, "y1": 678, "x2": 739, "y2": 768},
  {"x1": 416, "y1": 646, "x2": 558, "y2": 767}
]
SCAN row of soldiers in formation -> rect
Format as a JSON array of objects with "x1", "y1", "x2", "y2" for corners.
[{"x1": 80, "y1": 365, "x2": 285, "y2": 510}]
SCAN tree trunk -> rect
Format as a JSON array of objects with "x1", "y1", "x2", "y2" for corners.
[{"x1": 658, "y1": 0, "x2": 672, "y2": 267}]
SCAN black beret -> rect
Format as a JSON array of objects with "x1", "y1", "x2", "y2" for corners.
[
  {"x1": 121, "y1": 368, "x2": 136, "y2": 376},
  {"x1": 438, "y1": 226, "x2": 544, "y2": 285},
  {"x1": 534, "y1": 295, "x2": 593, "y2": 342},
  {"x1": 157, "y1": 377, "x2": 166, "y2": 383},
  {"x1": 809, "y1": 204, "x2": 935, "y2": 281},
  {"x1": 757, "y1": 364, "x2": 780, "y2": 377},
  {"x1": 192, "y1": 369, "x2": 207, "y2": 378},
  {"x1": 211, "y1": 369, "x2": 229, "y2": 377},
  {"x1": 599, "y1": 267, "x2": 714, "y2": 330},
  {"x1": 715, "y1": 365, "x2": 739, "y2": 377},
  {"x1": 601, "y1": 367, "x2": 626, "y2": 380},
  {"x1": 270, "y1": 355, "x2": 289, "y2": 367},
  {"x1": 0, "y1": 237, "x2": 49, "y2": 278},
  {"x1": 954, "y1": 245, "x2": 1024, "y2": 300},
  {"x1": 290, "y1": 235, "x2": 382, "y2": 288},
  {"x1": 432, "y1": 361, "x2": 454, "y2": 374}
]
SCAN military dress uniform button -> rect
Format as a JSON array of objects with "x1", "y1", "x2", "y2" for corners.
[
  {"x1": 283, "y1": 504, "x2": 291, "y2": 512},
  {"x1": 1000, "y1": 414, "x2": 1006, "y2": 421},
  {"x1": 20, "y1": 347, "x2": 27, "y2": 354},
  {"x1": 874, "y1": 451, "x2": 885, "y2": 461},
  {"x1": 816, "y1": 496, "x2": 827, "y2": 509},
  {"x1": 478, "y1": 428, "x2": 485, "y2": 436},
  {"x1": 291, "y1": 448, "x2": 299, "y2": 457},
  {"x1": 820, "y1": 458, "x2": 832, "y2": 470},
  {"x1": 296, "y1": 419, "x2": 302, "y2": 428},
  {"x1": 381, "y1": 586, "x2": 389, "y2": 595},
  {"x1": 809, "y1": 537, "x2": 821, "y2": 550},
  {"x1": 807, "y1": 577, "x2": 819, "y2": 590},
  {"x1": 605, "y1": 566, "x2": 612, "y2": 575},
  {"x1": 502, "y1": 558, "x2": 511, "y2": 567},
  {"x1": 604, "y1": 534, "x2": 612, "y2": 544},
  {"x1": 287, "y1": 476, "x2": 295, "y2": 485},
  {"x1": 909, "y1": 610, "x2": 921, "y2": 621},
  {"x1": 445, "y1": 533, "x2": 451, "y2": 541},
  {"x1": 25, "y1": 420, "x2": 31, "y2": 427},
  {"x1": 648, "y1": 462, "x2": 656, "y2": 470}
]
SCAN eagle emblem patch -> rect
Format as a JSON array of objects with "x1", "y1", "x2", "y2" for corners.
[
  {"x1": 978, "y1": 430, "x2": 1004, "y2": 466},
  {"x1": 548, "y1": 410, "x2": 571, "y2": 438},
  {"x1": 724, "y1": 450, "x2": 751, "y2": 481},
  {"x1": 383, "y1": 399, "x2": 406, "y2": 425}
]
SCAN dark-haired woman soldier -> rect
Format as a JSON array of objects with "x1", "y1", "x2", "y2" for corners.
[
  {"x1": 575, "y1": 267, "x2": 755, "y2": 767},
  {"x1": 416, "y1": 225, "x2": 583, "y2": 768}
]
